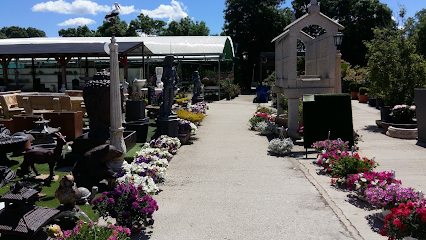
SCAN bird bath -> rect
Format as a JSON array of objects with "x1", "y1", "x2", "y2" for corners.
[{"x1": 133, "y1": 79, "x2": 147, "y2": 96}]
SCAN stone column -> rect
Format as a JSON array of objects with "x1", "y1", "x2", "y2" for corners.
[
  {"x1": 275, "y1": 87, "x2": 284, "y2": 115},
  {"x1": 335, "y1": 50, "x2": 342, "y2": 93},
  {"x1": 108, "y1": 36, "x2": 126, "y2": 171},
  {"x1": 287, "y1": 98, "x2": 300, "y2": 138}
]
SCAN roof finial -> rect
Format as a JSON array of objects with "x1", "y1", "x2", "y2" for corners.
[{"x1": 308, "y1": 0, "x2": 320, "y2": 13}]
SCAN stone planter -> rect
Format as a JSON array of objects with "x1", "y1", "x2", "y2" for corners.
[
  {"x1": 386, "y1": 126, "x2": 418, "y2": 139},
  {"x1": 178, "y1": 132, "x2": 191, "y2": 145},
  {"x1": 275, "y1": 114, "x2": 288, "y2": 128},
  {"x1": 380, "y1": 106, "x2": 393, "y2": 123},
  {"x1": 358, "y1": 94, "x2": 368, "y2": 103},
  {"x1": 124, "y1": 118, "x2": 149, "y2": 143}
]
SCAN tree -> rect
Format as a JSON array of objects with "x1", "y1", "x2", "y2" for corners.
[
  {"x1": 26, "y1": 27, "x2": 46, "y2": 37},
  {"x1": 58, "y1": 26, "x2": 95, "y2": 37},
  {"x1": 405, "y1": 9, "x2": 426, "y2": 58},
  {"x1": 95, "y1": 16, "x2": 137, "y2": 37},
  {"x1": 223, "y1": 0, "x2": 292, "y2": 88},
  {"x1": 1, "y1": 26, "x2": 46, "y2": 38},
  {"x1": 128, "y1": 13, "x2": 167, "y2": 36},
  {"x1": 365, "y1": 27, "x2": 426, "y2": 106},
  {"x1": 291, "y1": 0, "x2": 393, "y2": 67},
  {"x1": 161, "y1": 17, "x2": 210, "y2": 36}
]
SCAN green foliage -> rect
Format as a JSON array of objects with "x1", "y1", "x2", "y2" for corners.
[
  {"x1": 365, "y1": 27, "x2": 426, "y2": 105},
  {"x1": 161, "y1": 17, "x2": 210, "y2": 36},
  {"x1": 223, "y1": 0, "x2": 292, "y2": 88},
  {"x1": 128, "y1": 13, "x2": 167, "y2": 36},
  {"x1": 359, "y1": 87, "x2": 368, "y2": 95},
  {"x1": 95, "y1": 16, "x2": 137, "y2": 37},
  {"x1": 58, "y1": 26, "x2": 95, "y2": 37},
  {"x1": 1, "y1": 26, "x2": 46, "y2": 38},
  {"x1": 292, "y1": 0, "x2": 393, "y2": 67},
  {"x1": 220, "y1": 78, "x2": 241, "y2": 98},
  {"x1": 279, "y1": 94, "x2": 288, "y2": 114},
  {"x1": 330, "y1": 154, "x2": 378, "y2": 180}
]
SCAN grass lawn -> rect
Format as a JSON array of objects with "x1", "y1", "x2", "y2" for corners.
[{"x1": 0, "y1": 119, "x2": 157, "y2": 222}]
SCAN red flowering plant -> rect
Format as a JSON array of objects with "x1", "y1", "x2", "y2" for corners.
[
  {"x1": 345, "y1": 171, "x2": 401, "y2": 197},
  {"x1": 382, "y1": 199, "x2": 426, "y2": 240},
  {"x1": 248, "y1": 106, "x2": 276, "y2": 130},
  {"x1": 91, "y1": 183, "x2": 158, "y2": 229},
  {"x1": 327, "y1": 152, "x2": 378, "y2": 185}
]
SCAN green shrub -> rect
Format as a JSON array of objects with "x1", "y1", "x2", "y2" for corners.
[{"x1": 359, "y1": 87, "x2": 368, "y2": 95}]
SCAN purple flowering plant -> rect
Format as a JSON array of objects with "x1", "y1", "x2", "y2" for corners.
[
  {"x1": 91, "y1": 183, "x2": 159, "y2": 228},
  {"x1": 49, "y1": 220, "x2": 131, "y2": 240},
  {"x1": 365, "y1": 184, "x2": 420, "y2": 210}
]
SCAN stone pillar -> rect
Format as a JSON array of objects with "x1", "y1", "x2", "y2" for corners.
[
  {"x1": 108, "y1": 36, "x2": 126, "y2": 171},
  {"x1": 335, "y1": 50, "x2": 342, "y2": 93},
  {"x1": 275, "y1": 87, "x2": 284, "y2": 115},
  {"x1": 287, "y1": 98, "x2": 300, "y2": 137}
]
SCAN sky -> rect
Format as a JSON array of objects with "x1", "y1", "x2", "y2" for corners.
[{"x1": 1, "y1": 0, "x2": 426, "y2": 38}]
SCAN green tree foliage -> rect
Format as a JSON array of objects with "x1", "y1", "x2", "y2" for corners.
[
  {"x1": 365, "y1": 27, "x2": 426, "y2": 105},
  {"x1": 58, "y1": 25, "x2": 95, "y2": 37},
  {"x1": 1, "y1": 26, "x2": 46, "y2": 38},
  {"x1": 128, "y1": 13, "x2": 167, "y2": 36},
  {"x1": 405, "y1": 9, "x2": 426, "y2": 58},
  {"x1": 161, "y1": 17, "x2": 210, "y2": 36},
  {"x1": 95, "y1": 16, "x2": 137, "y2": 37},
  {"x1": 223, "y1": 0, "x2": 292, "y2": 88},
  {"x1": 291, "y1": 0, "x2": 393, "y2": 67}
]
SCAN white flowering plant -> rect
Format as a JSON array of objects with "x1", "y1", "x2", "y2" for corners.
[
  {"x1": 268, "y1": 138, "x2": 294, "y2": 155},
  {"x1": 254, "y1": 121, "x2": 278, "y2": 135},
  {"x1": 142, "y1": 135, "x2": 181, "y2": 154},
  {"x1": 135, "y1": 147, "x2": 173, "y2": 163}
]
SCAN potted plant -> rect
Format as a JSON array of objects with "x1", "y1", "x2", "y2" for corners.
[
  {"x1": 349, "y1": 82, "x2": 360, "y2": 100},
  {"x1": 390, "y1": 105, "x2": 416, "y2": 124},
  {"x1": 358, "y1": 87, "x2": 369, "y2": 103},
  {"x1": 345, "y1": 171, "x2": 401, "y2": 198},
  {"x1": 91, "y1": 183, "x2": 159, "y2": 230},
  {"x1": 268, "y1": 137, "x2": 294, "y2": 155},
  {"x1": 381, "y1": 199, "x2": 426, "y2": 240},
  {"x1": 126, "y1": 92, "x2": 146, "y2": 121},
  {"x1": 44, "y1": 221, "x2": 131, "y2": 239},
  {"x1": 177, "y1": 119, "x2": 197, "y2": 144}
]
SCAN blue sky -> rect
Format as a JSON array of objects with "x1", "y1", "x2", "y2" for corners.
[{"x1": 1, "y1": 0, "x2": 425, "y2": 37}]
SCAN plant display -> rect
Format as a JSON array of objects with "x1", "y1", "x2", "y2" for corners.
[
  {"x1": 328, "y1": 152, "x2": 378, "y2": 181},
  {"x1": 278, "y1": 95, "x2": 289, "y2": 114},
  {"x1": 220, "y1": 77, "x2": 241, "y2": 99},
  {"x1": 256, "y1": 106, "x2": 276, "y2": 115},
  {"x1": 390, "y1": 105, "x2": 416, "y2": 124},
  {"x1": 175, "y1": 97, "x2": 190, "y2": 103},
  {"x1": 268, "y1": 138, "x2": 294, "y2": 155},
  {"x1": 346, "y1": 171, "x2": 401, "y2": 197},
  {"x1": 201, "y1": 77, "x2": 217, "y2": 86},
  {"x1": 129, "y1": 92, "x2": 144, "y2": 101},
  {"x1": 142, "y1": 135, "x2": 181, "y2": 155},
  {"x1": 119, "y1": 154, "x2": 168, "y2": 186},
  {"x1": 248, "y1": 106, "x2": 276, "y2": 129},
  {"x1": 189, "y1": 102, "x2": 208, "y2": 114},
  {"x1": 178, "y1": 119, "x2": 198, "y2": 135},
  {"x1": 176, "y1": 90, "x2": 188, "y2": 99},
  {"x1": 91, "y1": 183, "x2": 159, "y2": 229},
  {"x1": 312, "y1": 139, "x2": 349, "y2": 153},
  {"x1": 382, "y1": 200, "x2": 426, "y2": 240},
  {"x1": 176, "y1": 108, "x2": 205, "y2": 124},
  {"x1": 359, "y1": 87, "x2": 369, "y2": 96},
  {"x1": 365, "y1": 184, "x2": 420, "y2": 210},
  {"x1": 254, "y1": 121, "x2": 278, "y2": 135},
  {"x1": 152, "y1": 92, "x2": 163, "y2": 106},
  {"x1": 46, "y1": 221, "x2": 131, "y2": 240},
  {"x1": 135, "y1": 147, "x2": 173, "y2": 163}
]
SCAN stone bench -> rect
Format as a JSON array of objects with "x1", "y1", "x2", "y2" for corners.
[
  {"x1": 0, "y1": 93, "x2": 25, "y2": 119},
  {"x1": 15, "y1": 94, "x2": 72, "y2": 115}
]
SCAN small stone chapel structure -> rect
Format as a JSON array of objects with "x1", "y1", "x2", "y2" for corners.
[{"x1": 272, "y1": 0, "x2": 344, "y2": 137}]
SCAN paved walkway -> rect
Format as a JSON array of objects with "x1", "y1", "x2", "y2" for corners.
[{"x1": 132, "y1": 95, "x2": 426, "y2": 240}]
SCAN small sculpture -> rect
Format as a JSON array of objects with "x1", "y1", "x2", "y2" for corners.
[
  {"x1": 76, "y1": 186, "x2": 98, "y2": 205},
  {"x1": 192, "y1": 71, "x2": 203, "y2": 103},
  {"x1": 18, "y1": 132, "x2": 67, "y2": 181},
  {"x1": 72, "y1": 144, "x2": 123, "y2": 190},
  {"x1": 55, "y1": 174, "x2": 79, "y2": 210},
  {"x1": 159, "y1": 56, "x2": 179, "y2": 118}
]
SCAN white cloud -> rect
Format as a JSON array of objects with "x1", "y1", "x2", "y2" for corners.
[
  {"x1": 57, "y1": 17, "x2": 96, "y2": 26},
  {"x1": 140, "y1": 0, "x2": 188, "y2": 23},
  {"x1": 32, "y1": 0, "x2": 137, "y2": 15}
]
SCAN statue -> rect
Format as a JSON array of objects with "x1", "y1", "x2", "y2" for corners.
[
  {"x1": 159, "y1": 56, "x2": 179, "y2": 118},
  {"x1": 155, "y1": 67, "x2": 164, "y2": 89},
  {"x1": 192, "y1": 71, "x2": 203, "y2": 103}
]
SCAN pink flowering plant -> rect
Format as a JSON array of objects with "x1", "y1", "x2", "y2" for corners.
[
  {"x1": 91, "y1": 183, "x2": 159, "y2": 229},
  {"x1": 346, "y1": 171, "x2": 402, "y2": 197},
  {"x1": 312, "y1": 139, "x2": 349, "y2": 153},
  {"x1": 365, "y1": 184, "x2": 420, "y2": 210},
  {"x1": 382, "y1": 199, "x2": 426, "y2": 240},
  {"x1": 50, "y1": 220, "x2": 130, "y2": 240}
]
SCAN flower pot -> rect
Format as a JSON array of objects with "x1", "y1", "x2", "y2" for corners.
[
  {"x1": 351, "y1": 92, "x2": 358, "y2": 100},
  {"x1": 368, "y1": 97, "x2": 376, "y2": 107},
  {"x1": 376, "y1": 97, "x2": 384, "y2": 109},
  {"x1": 358, "y1": 94, "x2": 368, "y2": 103},
  {"x1": 178, "y1": 132, "x2": 191, "y2": 145},
  {"x1": 380, "y1": 106, "x2": 393, "y2": 123}
]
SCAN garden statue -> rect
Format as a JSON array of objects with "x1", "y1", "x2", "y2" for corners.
[
  {"x1": 155, "y1": 67, "x2": 164, "y2": 89},
  {"x1": 72, "y1": 144, "x2": 123, "y2": 190},
  {"x1": 192, "y1": 71, "x2": 204, "y2": 103},
  {"x1": 159, "y1": 55, "x2": 179, "y2": 118},
  {"x1": 55, "y1": 174, "x2": 79, "y2": 210}
]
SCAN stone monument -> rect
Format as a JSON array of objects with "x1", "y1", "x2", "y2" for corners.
[
  {"x1": 191, "y1": 71, "x2": 204, "y2": 103},
  {"x1": 156, "y1": 56, "x2": 179, "y2": 137}
]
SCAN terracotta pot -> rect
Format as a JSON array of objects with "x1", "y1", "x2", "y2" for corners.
[
  {"x1": 358, "y1": 94, "x2": 368, "y2": 103},
  {"x1": 350, "y1": 92, "x2": 359, "y2": 100}
]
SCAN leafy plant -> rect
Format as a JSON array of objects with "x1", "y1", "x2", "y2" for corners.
[
  {"x1": 46, "y1": 221, "x2": 131, "y2": 240},
  {"x1": 254, "y1": 121, "x2": 278, "y2": 135},
  {"x1": 129, "y1": 92, "x2": 144, "y2": 100},
  {"x1": 359, "y1": 87, "x2": 368, "y2": 95},
  {"x1": 329, "y1": 152, "x2": 378, "y2": 181},
  {"x1": 390, "y1": 105, "x2": 416, "y2": 123},
  {"x1": 268, "y1": 138, "x2": 294, "y2": 155},
  {"x1": 91, "y1": 183, "x2": 158, "y2": 228}
]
